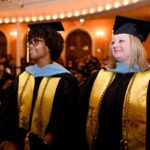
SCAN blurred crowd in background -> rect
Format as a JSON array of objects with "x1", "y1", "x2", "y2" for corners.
[
  {"x1": 0, "y1": 54, "x2": 101, "y2": 91},
  {"x1": 0, "y1": 54, "x2": 15, "y2": 95},
  {"x1": 66, "y1": 55, "x2": 101, "y2": 86}
]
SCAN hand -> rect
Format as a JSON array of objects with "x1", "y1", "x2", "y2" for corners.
[{"x1": 43, "y1": 133, "x2": 53, "y2": 145}]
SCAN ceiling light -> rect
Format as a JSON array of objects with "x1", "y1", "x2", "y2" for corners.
[
  {"x1": 81, "y1": 10, "x2": 87, "y2": 15},
  {"x1": 25, "y1": 17, "x2": 30, "y2": 22},
  {"x1": 52, "y1": 14, "x2": 58, "y2": 20},
  {"x1": 4, "y1": 18, "x2": 10, "y2": 23},
  {"x1": 59, "y1": 13, "x2": 65, "y2": 19},
  {"x1": 105, "y1": 4, "x2": 112, "y2": 10},
  {"x1": 38, "y1": 16, "x2": 44, "y2": 21},
  {"x1": 97, "y1": 6, "x2": 104, "y2": 12},
  {"x1": 114, "y1": 2, "x2": 120, "y2": 8},
  {"x1": 18, "y1": 17, "x2": 23, "y2": 22},
  {"x1": 67, "y1": 12, "x2": 72, "y2": 18},
  {"x1": 11, "y1": 18, "x2": 16, "y2": 23},
  {"x1": 31, "y1": 16, "x2": 37, "y2": 22},
  {"x1": 123, "y1": 0, "x2": 129, "y2": 5},
  {"x1": 80, "y1": 18, "x2": 84, "y2": 23},
  {"x1": 89, "y1": 8, "x2": 95, "y2": 14},
  {"x1": 45, "y1": 15, "x2": 51, "y2": 20},
  {"x1": 74, "y1": 11, "x2": 80, "y2": 17}
]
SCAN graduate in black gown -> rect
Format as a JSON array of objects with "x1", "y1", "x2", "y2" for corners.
[
  {"x1": 0, "y1": 21, "x2": 83, "y2": 150},
  {"x1": 0, "y1": 59, "x2": 17, "y2": 143},
  {"x1": 80, "y1": 16, "x2": 150, "y2": 150}
]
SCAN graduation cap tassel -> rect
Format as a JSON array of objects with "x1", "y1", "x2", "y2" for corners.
[{"x1": 26, "y1": 47, "x2": 29, "y2": 63}]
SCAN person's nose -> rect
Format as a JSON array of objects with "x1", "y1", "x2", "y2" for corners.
[{"x1": 112, "y1": 41, "x2": 119, "y2": 49}]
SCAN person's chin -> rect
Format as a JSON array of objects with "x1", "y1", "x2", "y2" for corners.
[
  {"x1": 114, "y1": 56, "x2": 122, "y2": 60},
  {"x1": 30, "y1": 55, "x2": 36, "y2": 59}
]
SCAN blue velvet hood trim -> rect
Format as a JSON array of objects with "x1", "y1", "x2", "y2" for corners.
[
  {"x1": 106, "y1": 62, "x2": 141, "y2": 73},
  {"x1": 25, "y1": 62, "x2": 71, "y2": 77}
]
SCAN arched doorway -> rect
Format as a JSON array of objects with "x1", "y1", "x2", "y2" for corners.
[
  {"x1": 66, "y1": 29, "x2": 92, "y2": 66},
  {"x1": 0, "y1": 31, "x2": 7, "y2": 56}
]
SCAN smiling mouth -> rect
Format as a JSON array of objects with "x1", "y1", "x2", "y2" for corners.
[
  {"x1": 29, "y1": 50, "x2": 34, "y2": 54},
  {"x1": 114, "y1": 50, "x2": 122, "y2": 53}
]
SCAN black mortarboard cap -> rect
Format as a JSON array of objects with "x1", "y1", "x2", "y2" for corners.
[
  {"x1": 28, "y1": 21, "x2": 64, "y2": 31},
  {"x1": 113, "y1": 15, "x2": 150, "y2": 42}
]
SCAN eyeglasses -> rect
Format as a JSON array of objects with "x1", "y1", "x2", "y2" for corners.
[{"x1": 28, "y1": 39, "x2": 45, "y2": 47}]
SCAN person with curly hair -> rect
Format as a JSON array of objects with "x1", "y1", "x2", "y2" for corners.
[{"x1": 0, "y1": 22, "x2": 82, "y2": 150}]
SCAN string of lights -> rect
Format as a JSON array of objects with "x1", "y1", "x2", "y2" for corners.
[{"x1": 0, "y1": 0, "x2": 147, "y2": 24}]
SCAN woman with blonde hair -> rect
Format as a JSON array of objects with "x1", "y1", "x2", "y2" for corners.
[
  {"x1": 108, "y1": 34, "x2": 149, "y2": 71},
  {"x1": 80, "y1": 15, "x2": 150, "y2": 150}
]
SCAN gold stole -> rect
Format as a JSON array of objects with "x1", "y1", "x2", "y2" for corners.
[
  {"x1": 86, "y1": 69, "x2": 150, "y2": 150},
  {"x1": 18, "y1": 71, "x2": 61, "y2": 138},
  {"x1": 86, "y1": 69, "x2": 116, "y2": 149},
  {"x1": 122, "y1": 71, "x2": 150, "y2": 150}
]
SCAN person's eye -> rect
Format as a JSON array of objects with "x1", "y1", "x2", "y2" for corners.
[
  {"x1": 31, "y1": 41, "x2": 35, "y2": 44},
  {"x1": 111, "y1": 41, "x2": 115, "y2": 45},
  {"x1": 119, "y1": 40, "x2": 125, "y2": 43},
  {"x1": 34, "y1": 40, "x2": 38, "y2": 44}
]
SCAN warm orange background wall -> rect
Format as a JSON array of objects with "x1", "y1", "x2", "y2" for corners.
[{"x1": 0, "y1": 17, "x2": 150, "y2": 64}]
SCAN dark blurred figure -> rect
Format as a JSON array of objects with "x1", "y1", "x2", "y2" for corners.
[
  {"x1": 0, "y1": 58, "x2": 15, "y2": 92},
  {"x1": 0, "y1": 57, "x2": 16, "y2": 144},
  {"x1": 67, "y1": 56, "x2": 101, "y2": 86},
  {"x1": 66, "y1": 60, "x2": 75, "y2": 71},
  {"x1": 71, "y1": 69, "x2": 87, "y2": 86},
  {"x1": 85, "y1": 55, "x2": 101, "y2": 77}
]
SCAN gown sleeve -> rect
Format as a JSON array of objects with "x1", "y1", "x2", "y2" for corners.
[
  {"x1": 0, "y1": 77, "x2": 18, "y2": 142},
  {"x1": 147, "y1": 80, "x2": 150, "y2": 150},
  {"x1": 79, "y1": 71, "x2": 99, "y2": 150},
  {"x1": 44, "y1": 73, "x2": 83, "y2": 150}
]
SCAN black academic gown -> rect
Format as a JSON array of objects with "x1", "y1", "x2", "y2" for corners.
[
  {"x1": 80, "y1": 69, "x2": 150, "y2": 150},
  {"x1": 0, "y1": 72, "x2": 83, "y2": 150},
  {"x1": 0, "y1": 82, "x2": 18, "y2": 142}
]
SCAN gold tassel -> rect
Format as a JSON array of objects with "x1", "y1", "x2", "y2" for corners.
[
  {"x1": 26, "y1": 47, "x2": 29, "y2": 63},
  {"x1": 24, "y1": 131, "x2": 32, "y2": 150}
]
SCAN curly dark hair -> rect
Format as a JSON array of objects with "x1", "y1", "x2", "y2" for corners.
[{"x1": 27, "y1": 26, "x2": 64, "y2": 61}]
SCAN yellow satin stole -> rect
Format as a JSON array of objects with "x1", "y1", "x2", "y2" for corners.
[
  {"x1": 18, "y1": 71, "x2": 61, "y2": 138},
  {"x1": 86, "y1": 69, "x2": 150, "y2": 150},
  {"x1": 86, "y1": 69, "x2": 115, "y2": 149}
]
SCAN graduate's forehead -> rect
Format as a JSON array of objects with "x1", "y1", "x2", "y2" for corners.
[
  {"x1": 112, "y1": 33, "x2": 130, "y2": 41},
  {"x1": 27, "y1": 30, "x2": 45, "y2": 42}
]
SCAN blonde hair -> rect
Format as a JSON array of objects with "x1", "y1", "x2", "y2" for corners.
[{"x1": 107, "y1": 34, "x2": 150, "y2": 71}]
